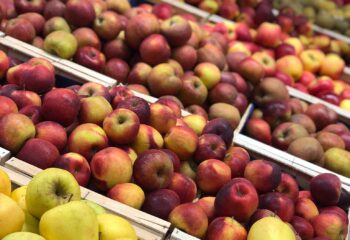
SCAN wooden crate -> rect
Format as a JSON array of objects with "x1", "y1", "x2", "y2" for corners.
[
  {"x1": 5, "y1": 157, "x2": 170, "y2": 240},
  {"x1": 0, "y1": 147, "x2": 10, "y2": 166}
]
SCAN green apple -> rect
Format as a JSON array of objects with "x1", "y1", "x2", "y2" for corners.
[
  {"x1": 2, "y1": 232, "x2": 45, "y2": 240},
  {"x1": 44, "y1": 30, "x2": 78, "y2": 59},
  {"x1": 26, "y1": 168, "x2": 81, "y2": 218},
  {"x1": 82, "y1": 200, "x2": 106, "y2": 215},
  {"x1": 40, "y1": 201, "x2": 99, "y2": 240},
  {"x1": 21, "y1": 211, "x2": 39, "y2": 234},
  {"x1": 98, "y1": 213, "x2": 137, "y2": 240}
]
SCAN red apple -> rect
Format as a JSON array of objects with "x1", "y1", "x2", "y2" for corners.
[
  {"x1": 223, "y1": 146, "x2": 250, "y2": 178},
  {"x1": 206, "y1": 217, "x2": 247, "y2": 240},
  {"x1": 160, "y1": 15, "x2": 192, "y2": 47},
  {"x1": 139, "y1": 34, "x2": 171, "y2": 66},
  {"x1": 93, "y1": 10, "x2": 122, "y2": 40},
  {"x1": 194, "y1": 134, "x2": 226, "y2": 163},
  {"x1": 74, "y1": 47, "x2": 106, "y2": 73},
  {"x1": 73, "y1": 27, "x2": 101, "y2": 50},
  {"x1": 168, "y1": 173, "x2": 197, "y2": 203},
  {"x1": 117, "y1": 96, "x2": 150, "y2": 124},
  {"x1": 246, "y1": 118, "x2": 272, "y2": 144},
  {"x1": 259, "y1": 192, "x2": 295, "y2": 222},
  {"x1": 64, "y1": 0, "x2": 95, "y2": 27},
  {"x1": 276, "y1": 173, "x2": 299, "y2": 202},
  {"x1": 310, "y1": 173, "x2": 341, "y2": 207},
  {"x1": 5, "y1": 18, "x2": 36, "y2": 43},
  {"x1": 14, "y1": 0, "x2": 45, "y2": 14},
  {"x1": 35, "y1": 121, "x2": 67, "y2": 152},
  {"x1": 104, "y1": 58, "x2": 129, "y2": 83}
]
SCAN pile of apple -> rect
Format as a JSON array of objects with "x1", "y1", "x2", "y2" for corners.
[
  {"x1": 0, "y1": 166, "x2": 138, "y2": 239},
  {"x1": 245, "y1": 77, "x2": 350, "y2": 178}
]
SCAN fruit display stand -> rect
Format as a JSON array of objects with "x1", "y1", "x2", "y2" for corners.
[
  {"x1": 4, "y1": 157, "x2": 171, "y2": 240},
  {"x1": 234, "y1": 102, "x2": 350, "y2": 187}
]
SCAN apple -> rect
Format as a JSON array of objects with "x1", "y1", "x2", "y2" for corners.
[
  {"x1": 194, "y1": 62, "x2": 221, "y2": 90},
  {"x1": 169, "y1": 203, "x2": 208, "y2": 238},
  {"x1": 208, "y1": 103, "x2": 241, "y2": 129},
  {"x1": 272, "y1": 122, "x2": 309, "y2": 150},
  {"x1": 73, "y1": 27, "x2": 101, "y2": 50},
  {"x1": 2, "y1": 232, "x2": 45, "y2": 240},
  {"x1": 148, "y1": 103, "x2": 176, "y2": 134},
  {"x1": 197, "y1": 44, "x2": 226, "y2": 71},
  {"x1": 295, "y1": 197, "x2": 319, "y2": 221},
  {"x1": 131, "y1": 124, "x2": 163, "y2": 154},
  {"x1": 35, "y1": 121, "x2": 67, "y2": 151},
  {"x1": 73, "y1": 47, "x2": 106, "y2": 72},
  {"x1": 249, "y1": 209, "x2": 278, "y2": 227},
  {"x1": 44, "y1": 31, "x2": 78, "y2": 59},
  {"x1": 5, "y1": 18, "x2": 36, "y2": 43},
  {"x1": 246, "y1": 118, "x2": 272, "y2": 144},
  {"x1": 319, "y1": 206, "x2": 349, "y2": 225},
  {"x1": 19, "y1": 105, "x2": 42, "y2": 124},
  {"x1": 209, "y1": 82, "x2": 238, "y2": 104},
  {"x1": 152, "y1": 3, "x2": 173, "y2": 19},
  {"x1": 316, "y1": 131, "x2": 345, "y2": 151},
  {"x1": 64, "y1": 0, "x2": 95, "y2": 27},
  {"x1": 43, "y1": 16, "x2": 70, "y2": 37},
  {"x1": 79, "y1": 96, "x2": 112, "y2": 125},
  {"x1": 256, "y1": 22, "x2": 282, "y2": 48},
  {"x1": 206, "y1": 217, "x2": 247, "y2": 240},
  {"x1": 172, "y1": 45, "x2": 197, "y2": 71},
  {"x1": 223, "y1": 146, "x2": 250, "y2": 178},
  {"x1": 104, "y1": 58, "x2": 129, "y2": 83},
  {"x1": 43, "y1": 0, "x2": 66, "y2": 19},
  {"x1": 226, "y1": 52, "x2": 248, "y2": 72},
  {"x1": 139, "y1": 34, "x2": 171, "y2": 66},
  {"x1": 8, "y1": 90, "x2": 41, "y2": 110},
  {"x1": 93, "y1": 11, "x2": 122, "y2": 40},
  {"x1": 276, "y1": 55, "x2": 303, "y2": 81},
  {"x1": 300, "y1": 49, "x2": 325, "y2": 74},
  {"x1": 259, "y1": 192, "x2": 295, "y2": 222},
  {"x1": 107, "y1": 183, "x2": 145, "y2": 209},
  {"x1": 160, "y1": 16, "x2": 191, "y2": 47},
  {"x1": 275, "y1": 43, "x2": 296, "y2": 59},
  {"x1": 168, "y1": 173, "x2": 197, "y2": 203},
  {"x1": 103, "y1": 39, "x2": 130, "y2": 61},
  {"x1": 0, "y1": 96, "x2": 17, "y2": 119},
  {"x1": 194, "y1": 134, "x2": 226, "y2": 163},
  {"x1": 18, "y1": 12, "x2": 45, "y2": 35},
  {"x1": 127, "y1": 62, "x2": 151, "y2": 85},
  {"x1": 290, "y1": 216, "x2": 314, "y2": 240},
  {"x1": 248, "y1": 217, "x2": 296, "y2": 240},
  {"x1": 177, "y1": 75, "x2": 208, "y2": 106},
  {"x1": 117, "y1": 96, "x2": 150, "y2": 124},
  {"x1": 26, "y1": 168, "x2": 80, "y2": 218},
  {"x1": 319, "y1": 54, "x2": 345, "y2": 79},
  {"x1": 0, "y1": 193, "x2": 25, "y2": 238},
  {"x1": 106, "y1": 0, "x2": 130, "y2": 14},
  {"x1": 78, "y1": 82, "x2": 110, "y2": 100},
  {"x1": 310, "y1": 173, "x2": 341, "y2": 207},
  {"x1": 311, "y1": 213, "x2": 347, "y2": 240},
  {"x1": 157, "y1": 97, "x2": 182, "y2": 118},
  {"x1": 133, "y1": 149, "x2": 173, "y2": 191},
  {"x1": 305, "y1": 103, "x2": 338, "y2": 130},
  {"x1": 237, "y1": 57, "x2": 265, "y2": 85},
  {"x1": 252, "y1": 51, "x2": 276, "y2": 77},
  {"x1": 14, "y1": 0, "x2": 45, "y2": 14},
  {"x1": 202, "y1": 118, "x2": 233, "y2": 147}
]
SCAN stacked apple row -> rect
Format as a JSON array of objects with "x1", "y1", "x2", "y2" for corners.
[
  {"x1": 0, "y1": 166, "x2": 139, "y2": 239},
  {"x1": 244, "y1": 77, "x2": 350, "y2": 179}
]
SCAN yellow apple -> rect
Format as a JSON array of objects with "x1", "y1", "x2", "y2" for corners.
[
  {"x1": 0, "y1": 193, "x2": 25, "y2": 238},
  {"x1": 340, "y1": 99, "x2": 350, "y2": 111},
  {"x1": 40, "y1": 201, "x2": 99, "y2": 240},
  {"x1": 0, "y1": 168, "x2": 11, "y2": 196},
  {"x1": 21, "y1": 211, "x2": 39, "y2": 234},
  {"x1": 248, "y1": 217, "x2": 296, "y2": 240},
  {"x1": 97, "y1": 213, "x2": 137, "y2": 240},
  {"x1": 182, "y1": 115, "x2": 207, "y2": 136},
  {"x1": 300, "y1": 49, "x2": 325, "y2": 73},
  {"x1": 82, "y1": 200, "x2": 106, "y2": 215},
  {"x1": 228, "y1": 42, "x2": 252, "y2": 56},
  {"x1": 11, "y1": 186, "x2": 27, "y2": 210},
  {"x1": 2, "y1": 232, "x2": 45, "y2": 240},
  {"x1": 284, "y1": 37, "x2": 304, "y2": 55}
]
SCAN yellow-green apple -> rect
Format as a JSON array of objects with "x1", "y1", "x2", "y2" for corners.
[
  {"x1": 259, "y1": 192, "x2": 295, "y2": 222},
  {"x1": 319, "y1": 53, "x2": 345, "y2": 79},
  {"x1": 223, "y1": 146, "x2": 250, "y2": 178},
  {"x1": 103, "y1": 38, "x2": 131, "y2": 61},
  {"x1": 182, "y1": 114, "x2": 207, "y2": 136},
  {"x1": 43, "y1": 16, "x2": 70, "y2": 36},
  {"x1": 107, "y1": 182, "x2": 145, "y2": 209},
  {"x1": 202, "y1": 118, "x2": 233, "y2": 147},
  {"x1": 206, "y1": 217, "x2": 247, "y2": 240},
  {"x1": 197, "y1": 44, "x2": 226, "y2": 71},
  {"x1": 215, "y1": 178, "x2": 259, "y2": 222},
  {"x1": 256, "y1": 22, "x2": 282, "y2": 48},
  {"x1": 103, "y1": 108, "x2": 140, "y2": 145},
  {"x1": 64, "y1": 0, "x2": 95, "y2": 27},
  {"x1": 172, "y1": 45, "x2": 197, "y2": 71},
  {"x1": 125, "y1": 13, "x2": 160, "y2": 49},
  {"x1": 0, "y1": 96, "x2": 17, "y2": 119},
  {"x1": 300, "y1": 49, "x2": 325, "y2": 73},
  {"x1": 104, "y1": 58, "x2": 129, "y2": 82},
  {"x1": 252, "y1": 51, "x2": 276, "y2": 77},
  {"x1": 196, "y1": 159, "x2": 231, "y2": 194},
  {"x1": 73, "y1": 27, "x2": 101, "y2": 50},
  {"x1": 208, "y1": 103, "x2": 241, "y2": 129},
  {"x1": 39, "y1": 201, "x2": 98, "y2": 240},
  {"x1": 177, "y1": 75, "x2": 208, "y2": 106},
  {"x1": 43, "y1": 0, "x2": 66, "y2": 19},
  {"x1": 139, "y1": 34, "x2": 171, "y2": 66},
  {"x1": 311, "y1": 213, "x2": 347, "y2": 240},
  {"x1": 74, "y1": 47, "x2": 106, "y2": 73},
  {"x1": 276, "y1": 173, "x2": 299, "y2": 202},
  {"x1": 133, "y1": 149, "x2": 173, "y2": 191},
  {"x1": 244, "y1": 159, "x2": 281, "y2": 193},
  {"x1": 194, "y1": 134, "x2": 226, "y2": 163},
  {"x1": 17, "y1": 138, "x2": 59, "y2": 169},
  {"x1": 168, "y1": 172, "x2": 197, "y2": 203},
  {"x1": 272, "y1": 122, "x2": 309, "y2": 150},
  {"x1": 19, "y1": 105, "x2": 42, "y2": 124},
  {"x1": 310, "y1": 173, "x2": 341, "y2": 207},
  {"x1": 5, "y1": 18, "x2": 36, "y2": 43},
  {"x1": 79, "y1": 96, "x2": 112, "y2": 125},
  {"x1": 0, "y1": 113, "x2": 35, "y2": 153},
  {"x1": 44, "y1": 31, "x2": 78, "y2": 59},
  {"x1": 14, "y1": 0, "x2": 45, "y2": 13},
  {"x1": 127, "y1": 62, "x2": 152, "y2": 85},
  {"x1": 295, "y1": 197, "x2": 319, "y2": 221},
  {"x1": 324, "y1": 147, "x2": 350, "y2": 177},
  {"x1": 248, "y1": 217, "x2": 296, "y2": 240},
  {"x1": 305, "y1": 103, "x2": 338, "y2": 130},
  {"x1": 106, "y1": 0, "x2": 130, "y2": 14},
  {"x1": 164, "y1": 126, "x2": 198, "y2": 161},
  {"x1": 2, "y1": 232, "x2": 45, "y2": 240},
  {"x1": 276, "y1": 55, "x2": 303, "y2": 81},
  {"x1": 68, "y1": 123, "x2": 108, "y2": 160},
  {"x1": 249, "y1": 209, "x2": 278, "y2": 227},
  {"x1": 93, "y1": 11, "x2": 122, "y2": 40},
  {"x1": 0, "y1": 193, "x2": 25, "y2": 238},
  {"x1": 152, "y1": 3, "x2": 173, "y2": 19},
  {"x1": 117, "y1": 96, "x2": 150, "y2": 124},
  {"x1": 287, "y1": 137, "x2": 325, "y2": 165},
  {"x1": 284, "y1": 37, "x2": 304, "y2": 56},
  {"x1": 131, "y1": 124, "x2": 163, "y2": 154},
  {"x1": 97, "y1": 213, "x2": 137, "y2": 240},
  {"x1": 209, "y1": 82, "x2": 238, "y2": 104},
  {"x1": 169, "y1": 203, "x2": 208, "y2": 238},
  {"x1": 78, "y1": 82, "x2": 110, "y2": 100},
  {"x1": 91, "y1": 147, "x2": 132, "y2": 191},
  {"x1": 275, "y1": 43, "x2": 296, "y2": 59},
  {"x1": 149, "y1": 103, "x2": 177, "y2": 134},
  {"x1": 160, "y1": 15, "x2": 191, "y2": 47},
  {"x1": 157, "y1": 97, "x2": 182, "y2": 118},
  {"x1": 194, "y1": 62, "x2": 221, "y2": 90},
  {"x1": 186, "y1": 105, "x2": 208, "y2": 120},
  {"x1": 142, "y1": 189, "x2": 180, "y2": 220},
  {"x1": 147, "y1": 63, "x2": 182, "y2": 97},
  {"x1": 316, "y1": 131, "x2": 345, "y2": 151},
  {"x1": 18, "y1": 12, "x2": 45, "y2": 35},
  {"x1": 195, "y1": 196, "x2": 215, "y2": 222},
  {"x1": 121, "y1": 146, "x2": 138, "y2": 165},
  {"x1": 54, "y1": 152, "x2": 91, "y2": 187},
  {"x1": 237, "y1": 57, "x2": 265, "y2": 85},
  {"x1": 246, "y1": 118, "x2": 272, "y2": 144},
  {"x1": 26, "y1": 168, "x2": 80, "y2": 218}
]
